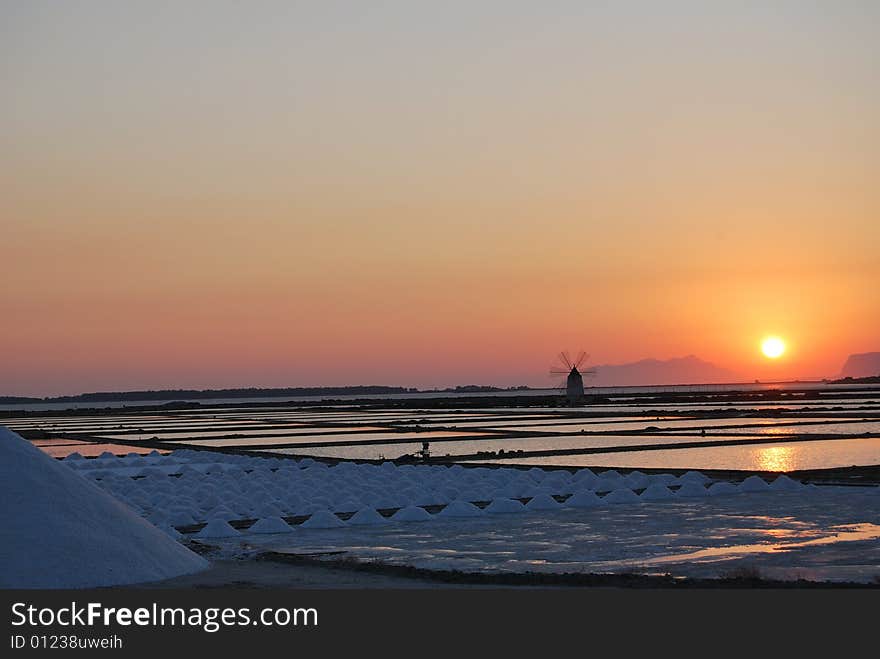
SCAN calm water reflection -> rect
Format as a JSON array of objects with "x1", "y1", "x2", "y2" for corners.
[{"x1": 469, "y1": 437, "x2": 880, "y2": 471}]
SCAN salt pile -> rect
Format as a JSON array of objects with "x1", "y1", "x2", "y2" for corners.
[
  {"x1": 299, "y1": 509, "x2": 345, "y2": 529},
  {"x1": 624, "y1": 471, "x2": 651, "y2": 490},
  {"x1": 640, "y1": 484, "x2": 675, "y2": 501},
  {"x1": 676, "y1": 482, "x2": 709, "y2": 498},
  {"x1": 594, "y1": 471, "x2": 625, "y2": 491},
  {"x1": 564, "y1": 490, "x2": 602, "y2": 508},
  {"x1": 438, "y1": 500, "x2": 484, "y2": 518},
  {"x1": 485, "y1": 498, "x2": 527, "y2": 514},
  {"x1": 391, "y1": 506, "x2": 433, "y2": 522},
  {"x1": 603, "y1": 488, "x2": 640, "y2": 504},
  {"x1": 194, "y1": 519, "x2": 241, "y2": 538},
  {"x1": 650, "y1": 473, "x2": 678, "y2": 486},
  {"x1": 247, "y1": 517, "x2": 293, "y2": 534},
  {"x1": 708, "y1": 482, "x2": 739, "y2": 497},
  {"x1": 739, "y1": 475, "x2": 771, "y2": 493},
  {"x1": 32, "y1": 431, "x2": 849, "y2": 569},
  {"x1": 0, "y1": 427, "x2": 208, "y2": 588},
  {"x1": 571, "y1": 469, "x2": 597, "y2": 489},
  {"x1": 206, "y1": 507, "x2": 237, "y2": 522},
  {"x1": 526, "y1": 493, "x2": 563, "y2": 511},
  {"x1": 678, "y1": 471, "x2": 710, "y2": 485},
  {"x1": 769, "y1": 475, "x2": 805, "y2": 492},
  {"x1": 348, "y1": 508, "x2": 390, "y2": 526}
]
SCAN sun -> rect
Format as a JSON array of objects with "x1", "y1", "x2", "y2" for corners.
[{"x1": 761, "y1": 336, "x2": 786, "y2": 359}]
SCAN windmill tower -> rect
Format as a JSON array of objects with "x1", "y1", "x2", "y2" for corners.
[{"x1": 550, "y1": 351, "x2": 594, "y2": 405}]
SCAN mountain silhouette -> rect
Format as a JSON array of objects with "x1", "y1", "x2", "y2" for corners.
[
  {"x1": 839, "y1": 352, "x2": 880, "y2": 379},
  {"x1": 590, "y1": 355, "x2": 737, "y2": 386}
]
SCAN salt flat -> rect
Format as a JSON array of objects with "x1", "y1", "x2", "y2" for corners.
[
  {"x1": 228, "y1": 488, "x2": 880, "y2": 583},
  {"x1": 53, "y1": 441, "x2": 880, "y2": 584}
]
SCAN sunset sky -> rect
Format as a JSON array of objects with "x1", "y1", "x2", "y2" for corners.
[{"x1": 2, "y1": 2, "x2": 879, "y2": 396}]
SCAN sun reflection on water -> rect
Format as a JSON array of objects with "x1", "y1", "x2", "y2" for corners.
[
  {"x1": 755, "y1": 445, "x2": 796, "y2": 472},
  {"x1": 760, "y1": 426, "x2": 795, "y2": 435}
]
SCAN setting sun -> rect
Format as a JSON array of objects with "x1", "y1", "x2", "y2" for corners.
[{"x1": 761, "y1": 336, "x2": 787, "y2": 359}]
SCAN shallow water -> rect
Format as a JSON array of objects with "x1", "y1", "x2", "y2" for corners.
[
  {"x1": 470, "y1": 437, "x2": 880, "y2": 471},
  {"x1": 263, "y1": 433, "x2": 859, "y2": 461},
  {"x1": 185, "y1": 430, "x2": 493, "y2": 447},
  {"x1": 661, "y1": 421, "x2": 880, "y2": 435},
  {"x1": 97, "y1": 426, "x2": 390, "y2": 441},
  {"x1": 10, "y1": 387, "x2": 879, "y2": 469}
]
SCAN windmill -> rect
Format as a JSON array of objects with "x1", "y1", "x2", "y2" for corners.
[{"x1": 550, "y1": 351, "x2": 595, "y2": 405}]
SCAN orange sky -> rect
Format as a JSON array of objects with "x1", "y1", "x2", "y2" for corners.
[{"x1": 2, "y1": 3, "x2": 878, "y2": 396}]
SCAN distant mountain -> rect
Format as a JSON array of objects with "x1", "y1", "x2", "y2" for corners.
[
  {"x1": 839, "y1": 352, "x2": 880, "y2": 379},
  {"x1": 590, "y1": 355, "x2": 737, "y2": 387}
]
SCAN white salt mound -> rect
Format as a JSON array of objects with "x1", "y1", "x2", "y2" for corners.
[
  {"x1": 247, "y1": 517, "x2": 293, "y2": 534},
  {"x1": 194, "y1": 519, "x2": 241, "y2": 538},
  {"x1": 739, "y1": 475, "x2": 771, "y2": 493},
  {"x1": 769, "y1": 475, "x2": 805, "y2": 492},
  {"x1": 594, "y1": 474, "x2": 625, "y2": 491},
  {"x1": 603, "y1": 488, "x2": 641, "y2": 504},
  {"x1": 640, "y1": 484, "x2": 675, "y2": 501},
  {"x1": 485, "y1": 498, "x2": 527, "y2": 514},
  {"x1": 0, "y1": 427, "x2": 208, "y2": 588},
  {"x1": 390, "y1": 506, "x2": 433, "y2": 522},
  {"x1": 348, "y1": 508, "x2": 389, "y2": 526},
  {"x1": 624, "y1": 471, "x2": 650, "y2": 490},
  {"x1": 678, "y1": 470, "x2": 710, "y2": 484},
  {"x1": 166, "y1": 509, "x2": 197, "y2": 526},
  {"x1": 527, "y1": 467, "x2": 547, "y2": 481},
  {"x1": 565, "y1": 491, "x2": 602, "y2": 508},
  {"x1": 206, "y1": 507, "x2": 238, "y2": 522},
  {"x1": 300, "y1": 509, "x2": 346, "y2": 529},
  {"x1": 708, "y1": 482, "x2": 739, "y2": 497},
  {"x1": 438, "y1": 500, "x2": 484, "y2": 518},
  {"x1": 676, "y1": 482, "x2": 709, "y2": 498},
  {"x1": 525, "y1": 493, "x2": 563, "y2": 511}
]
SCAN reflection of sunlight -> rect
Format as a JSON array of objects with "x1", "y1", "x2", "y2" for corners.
[
  {"x1": 634, "y1": 524, "x2": 880, "y2": 566},
  {"x1": 755, "y1": 446, "x2": 796, "y2": 472},
  {"x1": 763, "y1": 528, "x2": 803, "y2": 539},
  {"x1": 761, "y1": 426, "x2": 794, "y2": 435}
]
